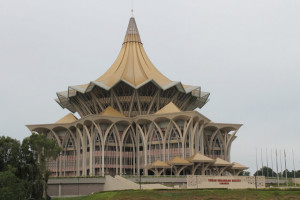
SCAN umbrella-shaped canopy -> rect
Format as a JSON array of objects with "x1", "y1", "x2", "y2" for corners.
[
  {"x1": 147, "y1": 160, "x2": 170, "y2": 168},
  {"x1": 187, "y1": 153, "x2": 215, "y2": 163},
  {"x1": 213, "y1": 158, "x2": 233, "y2": 167},
  {"x1": 167, "y1": 156, "x2": 192, "y2": 166},
  {"x1": 231, "y1": 162, "x2": 249, "y2": 170}
]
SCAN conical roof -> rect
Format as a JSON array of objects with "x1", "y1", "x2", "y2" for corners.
[
  {"x1": 231, "y1": 162, "x2": 248, "y2": 170},
  {"x1": 123, "y1": 17, "x2": 142, "y2": 43},
  {"x1": 213, "y1": 158, "x2": 233, "y2": 167},
  {"x1": 95, "y1": 17, "x2": 172, "y2": 88},
  {"x1": 187, "y1": 152, "x2": 215, "y2": 163},
  {"x1": 100, "y1": 106, "x2": 125, "y2": 118},
  {"x1": 155, "y1": 102, "x2": 181, "y2": 115},
  {"x1": 56, "y1": 16, "x2": 210, "y2": 114},
  {"x1": 148, "y1": 160, "x2": 170, "y2": 168},
  {"x1": 55, "y1": 113, "x2": 78, "y2": 124},
  {"x1": 167, "y1": 156, "x2": 192, "y2": 166}
]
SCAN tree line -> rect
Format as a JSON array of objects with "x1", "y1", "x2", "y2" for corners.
[
  {"x1": 254, "y1": 166, "x2": 300, "y2": 178},
  {"x1": 0, "y1": 133, "x2": 61, "y2": 200}
]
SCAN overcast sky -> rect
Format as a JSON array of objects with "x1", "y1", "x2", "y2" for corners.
[{"x1": 1, "y1": 0, "x2": 299, "y2": 174}]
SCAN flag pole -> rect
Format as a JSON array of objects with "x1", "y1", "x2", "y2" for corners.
[
  {"x1": 276, "y1": 149, "x2": 279, "y2": 187},
  {"x1": 284, "y1": 149, "x2": 288, "y2": 187},
  {"x1": 255, "y1": 148, "x2": 258, "y2": 189},
  {"x1": 266, "y1": 148, "x2": 269, "y2": 178},
  {"x1": 256, "y1": 148, "x2": 259, "y2": 174},
  {"x1": 271, "y1": 148, "x2": 274, "y2": 177},
  {"x1": 292, "y1": 149, "x2": 296, "y2": 187},
  {"x1": 280, "y1": 149, "x2": 283, "y2": 178},
  {"x1": 261, "y1": 148, "x2": 264, "y2": 176}
]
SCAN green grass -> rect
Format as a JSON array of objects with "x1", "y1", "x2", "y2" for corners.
[{"x1": 53, "y1": 188, "x2": 300, "y2": 200}]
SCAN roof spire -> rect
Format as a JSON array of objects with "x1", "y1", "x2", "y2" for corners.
[
  {"x1": 131, "y1": 0, "x2": 134, "y2": 17},
  {"x1": 123, "y1": 15, "x2": 141, "y2": 43},
  {"x1": 131, "y1": 9, "x2": 134, "y2": 18}
]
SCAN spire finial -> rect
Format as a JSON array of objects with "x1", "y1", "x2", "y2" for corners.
[
  {"x1": 123, "y1": 14, "x2": 141, "y2": 43},
  {"x1": 131, "y1": 0, "x2": 134, "y2": 18},
  {"x1": 131, "y1": 9, "x2": 134, "y2": 18}
]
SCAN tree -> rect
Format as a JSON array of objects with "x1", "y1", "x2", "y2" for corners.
[
  {"x1": 0, "y1": 136, "x2": 21, "y2": 172},
  {"x1": 0, "y1": 134, "x2": 61, "y2": 199},
  {"x1": 28, "y1": 133, "x2": 61, "y2": 199},
  {"x1": 0, "y1": 168, "x2": 25, "y2": 200},
  {"x1": 239, "y1": 171, "x2": 250, "y2": 176},
  {"x1": 19, "y1": 138, "x2": 43, "y2": 199},
  {"x1": 254, "y1": 166, "x2": 277, "y2": 177}
]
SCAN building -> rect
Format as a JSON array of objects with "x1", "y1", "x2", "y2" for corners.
[{"x1": 27, "y1": 16, "x2": 248, "y2": 177}]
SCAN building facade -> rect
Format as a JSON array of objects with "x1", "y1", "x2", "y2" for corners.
[{"x1": 27, "y1": 16, "x2": 247, "y2": 177}]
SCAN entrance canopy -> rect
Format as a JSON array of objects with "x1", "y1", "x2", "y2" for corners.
[
  {"x1": 167, "y1": 156, "x2": 192, "y2": 166},
  {"x1": 213, "y1": 158, "x2": 233, "y2": 167},
  {"x1": 188, "y1": 153, "x2": 215, "y2": 163}
]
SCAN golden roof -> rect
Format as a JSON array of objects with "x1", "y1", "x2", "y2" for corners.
[
  {"x1": 56, "y1": 16, "x2": 210, "y2": 113},
  {"x1": 100, "y1": 106, "x2": 125, "y2": 118},
  {"x1": 55, "y1": 113, "x2": 78, "y2": 124},
  {"x1": 213, "y1": 158, "x2": 233, "y2": 167},
  {"x1": 155, "y1": 102, "x2": 181, "y2": 115},
  {"x1": 147, "y1": 160, "x2": 170, "y2": 168},
  {"x1": 167, "y1": 156, "x2": 192, "y2": 166},
  {"x1": 95, "y1": 17, "x2": 172, "y2": 88},
  {"x1": 231, "y1": 162, "x2": 249, "y2": 170},
  {"x1": 187, "y1": 153, "x2": 215, "y2": 163}
]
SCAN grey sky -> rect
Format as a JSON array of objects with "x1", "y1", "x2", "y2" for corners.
[{"x1": 0, "y1": 0, "x2": 299, "y2": 174}]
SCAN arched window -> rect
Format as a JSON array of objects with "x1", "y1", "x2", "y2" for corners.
[
  {"x1": 104, "y1": 128, "x2": 120, "y2": 176},
  {"x1": 122, "y1": 129, "x2": 136, "y2": 175},
  {"x1": 166, "y1": 127, "x2": 181, "y2": 160},
  {"x1": 93, "y1": 131, "x2": 102, "y2": 176},
  {"x1": 62, "y1": 134, "x2": 76, "y2": 176},
  {"x1": 147, "y1": 128, "x2": 163, "y2": 164},
  {"x1": 212, "y1": 135, "x2": 224, "y2": 159}
]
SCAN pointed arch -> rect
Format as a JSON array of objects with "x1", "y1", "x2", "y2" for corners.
[
  {"x1": 211, "y1": 131, "x2": 224, "y2": 159},
  {"x1": 93, "y1": 124, "x2": 103, "y2": 176},
  {"x1": 121, "y1": 126, "x2": 137, "y2": 175},
  {"x1": 61, "y1": 130, "x2": 77, "y2": 177},
  {"x1": 165, "y1": 125, "x2": 182, "y2": 161},
  {"x1": 147, "y1": 122, "x2": 164, "y2": 164},
  {"x1": 103, "y1": 124, "x2": 120, "y2": 176}
]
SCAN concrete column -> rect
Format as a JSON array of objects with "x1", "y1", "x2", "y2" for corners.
[
  {"x1": 162, "y1": 139, "x2": 166, "y2": 162},
  {"x1": 120, "y1": 144, "x2": 123, "y2": 176},
  {"x1": 77, "y1": 133, "x2": 80, "y2": 176},
  {"x1": 82, "y1": 133, "x2": 87, "y2": 176},
  {"x1": 136, "y1": 126, "x2": 141, "y2": 176},
  {"x1": 195, "y1": 124, "x2": 200, "y2": 153},
  {"x1": 224, "y1": 133, "x2": 228, "y2": 161},
  {"x1": 89, "y1": 141, "x2": 93, "y2": 176},
  {"x1": 83, "y1": 125, "x2": 93, "y2": 176},
  {"x1": 58, "y1": 184, "x2": 61, "y2": 196},
  {"x1": 59, "y1": 152, "x2": 62, "y2": 177},
  {"x1": 200, "y1": 125, "x2": 204, "y2": 155},
  {"x1": 181, "y1": 137, "x2": 185, "y2": 159},
  {"x1": 144, "y1": 142, "x2": 148, "y2": 176},
  {"x1": 101, "y1": 140, "x2": 105, "y2": 176}
]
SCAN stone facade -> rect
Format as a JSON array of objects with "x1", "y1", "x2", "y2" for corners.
[{"x1": 187, "y1": 175, "x2": 265, "y2": 189}]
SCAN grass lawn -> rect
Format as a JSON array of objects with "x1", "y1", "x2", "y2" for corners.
[{"x1": 53, "y1": 189, "x2": 300, "y2": 200}]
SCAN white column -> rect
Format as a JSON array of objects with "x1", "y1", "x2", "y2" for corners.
[{"x1": 77, "y1": 133, "x2": 80, "y2": 176}]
